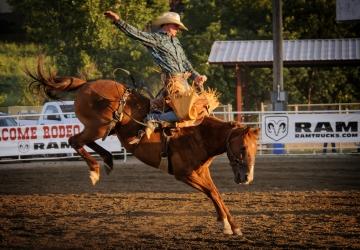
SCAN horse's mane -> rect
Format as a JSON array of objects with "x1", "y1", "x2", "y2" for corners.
[
  {"x1": 199, "y1": 116, "x2": 243, "y2": 131},
  {"x1": 175, "y1": 116, "x2": 240, "y2": 140}
]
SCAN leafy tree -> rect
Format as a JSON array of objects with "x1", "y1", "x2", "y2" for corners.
[
  {"x1": 8, "y1": 0, "x2": 168, "y2": 83},
  {"x1": 181, "y1": 0, "x2": 359, "y2": 109},
  {"x1": 0, "y1": 42, "x2": 51, "y2": 106},
  {"x1": 282, "y1": 0, "x2": 360, "y2": 105},
  {"x1": 2, "y1": 0, "x2": 360, "y2": 109}
]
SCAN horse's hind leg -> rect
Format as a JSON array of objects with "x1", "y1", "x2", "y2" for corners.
[
  {"x1": 69, "y1": 130, "x2": 104, "y2": 185},
  {"x1": 86, "y1": 141, "x2": 113, "y2": 174}
]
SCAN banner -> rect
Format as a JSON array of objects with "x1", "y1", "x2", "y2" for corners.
[
  {"x1": 262, "y1": 113, "x2": 360, "y2": 144},
  {"x1": 0, "y1": 124, "x2": 123, "y2": 157}
]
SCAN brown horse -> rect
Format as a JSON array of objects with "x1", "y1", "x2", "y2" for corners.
[{"x1": 27, "y1": 62, "x2": 259, "y2": 236}]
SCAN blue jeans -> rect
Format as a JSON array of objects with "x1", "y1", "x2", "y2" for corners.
[{"x1": 149, "y1": 111, "x2": 179, "y2": 122}]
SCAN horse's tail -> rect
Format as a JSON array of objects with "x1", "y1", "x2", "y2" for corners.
[{"x1": 26, "y1": 58, "x2": 87, "y2": 100}]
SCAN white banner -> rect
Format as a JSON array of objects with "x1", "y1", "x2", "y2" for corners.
[
  {"x1": 262, "y1": 113, "x2": 360, "y2": 144},
  {"x1": 0, "y1": 123, "x2": 123, "y2": 157}
]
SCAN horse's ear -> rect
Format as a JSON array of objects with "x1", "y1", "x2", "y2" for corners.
[
  {"x1": 230, "y1": 121, "x2": 242, "y2": 127},
  {"x1": 251, "y1": 128, "x2": 260, "y2": 138}
]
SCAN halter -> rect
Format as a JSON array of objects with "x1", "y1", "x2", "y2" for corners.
[
  {"x1": 113, "y1": 88, "x2": 132, "y2": 123},
  {"x1": 103, "y1": 87, "x2": 147, "y2": 140},
  {"x1": 225, "y1": 127, "x2": 247, "y2": 167},
  {"x1": 113, "y1": 87, "x2": 148, "y2": 127}
]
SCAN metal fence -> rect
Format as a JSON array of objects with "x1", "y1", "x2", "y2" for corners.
[
  {"x1": 1, "y1": 107, "x2": 359, "y2": 163},
  {"x1": 261, "y1": 102, "x2": 360, "y2": 111}
]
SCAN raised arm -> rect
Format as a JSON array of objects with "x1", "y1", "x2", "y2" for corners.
[{"x1": 104, "y1": 11, "x2": 157, "y2": 47}]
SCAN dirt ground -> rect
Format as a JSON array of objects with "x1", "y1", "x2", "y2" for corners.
[{"x1": 0, "y1": 155, "x2": 359, "y2": 249}]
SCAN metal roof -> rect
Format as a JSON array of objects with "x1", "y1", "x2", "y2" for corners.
[{"x1": 208, "y1": 38, "x2": 360, "y2": 67}]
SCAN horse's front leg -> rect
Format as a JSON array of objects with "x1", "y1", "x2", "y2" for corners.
[
  {"x1": 210, "y1": 182, "x2": 242, "y2": 236},
  {"x1": 199, "y1": 167, "x2": 242, "y2": 236},
  {"x1": 177, "y1": 168, "x2": 242, "y2": 236}
]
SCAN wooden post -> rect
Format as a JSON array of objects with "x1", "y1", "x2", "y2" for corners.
[{"x1": 235, "y1": 64, "x2": 243, "y2": 122}]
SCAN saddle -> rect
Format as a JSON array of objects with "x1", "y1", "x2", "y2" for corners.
[
  {"x1": 126, "y1": 121, "x2": 178, "y2": 174},
  {"x1": 136, "y1": 86, "x2": 219, "y2": 173}
]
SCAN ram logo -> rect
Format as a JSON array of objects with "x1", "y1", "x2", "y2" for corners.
[
  {"x1": 18, "y1": 141, "x2": 30, "y2": 153},
  {"x1": 265, "y1": 116, "x2": 289, "y2": 141}
]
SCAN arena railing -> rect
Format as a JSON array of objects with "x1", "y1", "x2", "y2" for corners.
[{"x1": 1, "y1": 108, "x2": 359, "y2": 162}]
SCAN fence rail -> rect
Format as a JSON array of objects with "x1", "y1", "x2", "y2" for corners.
[
  {"x1": 1, "y1": 108, "x2": 359, "y2": 163},
  {"x1": 261, "y1": 102, "x2": 360, "y2": 111}
]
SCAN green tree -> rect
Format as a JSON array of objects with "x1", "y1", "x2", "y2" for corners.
[
  {"x1": 0, "y1": 42, "x2": 52, "y2": 106},
  {"x1": 181, "y1": 0, "x2": 359, "y2": 109},
  {"x1": 8, "y1": 0, "x2": 168, "y2": 82},
  {"x1": 282, "y1": 0, "x2": 360, "y2": 105},
  {"x1": 3, "y1": 0, "x2": 360, "y2": 109}
]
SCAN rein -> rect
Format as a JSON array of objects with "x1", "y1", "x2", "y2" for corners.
[{"x1": 225, "y1": 127, "x2": 247, "y2": 167}]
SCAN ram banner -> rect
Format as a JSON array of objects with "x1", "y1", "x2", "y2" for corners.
[
  {"x1": 262, "y1": 113, "x2": 360, "y2": 144},
  {"x1": 0, "y1": 123, "x2": 123, "y2": 157}
]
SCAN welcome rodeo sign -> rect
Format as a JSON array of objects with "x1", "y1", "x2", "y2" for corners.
[
  {"x1": 0, "y1": 124, "x2": 122, "y2": 157},
  {"x1": 262, "y1": 113, "x2": 360, "y2": 144}
]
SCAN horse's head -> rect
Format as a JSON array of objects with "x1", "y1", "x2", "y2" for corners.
[{"x1": 226, "y1": 126, "x2": 260, "y2": 185}]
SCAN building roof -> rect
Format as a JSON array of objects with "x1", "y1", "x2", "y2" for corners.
[{"x1": 208, "y1": 38, "x2": 360, "y2": 67}]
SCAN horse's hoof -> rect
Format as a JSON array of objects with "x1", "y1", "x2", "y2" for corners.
[
  {"x1": 223, "y1": 228, "x2": 233, "y2": 235},
  {"x1": 89, "y1": 171, "x2": 99, "y2": 185},
  {"x1": 233, "y1": 228, "x2": 243, "y2": 236},
  {"x1": 220, "y1": 218, "x2": 233, "y2": 235}
]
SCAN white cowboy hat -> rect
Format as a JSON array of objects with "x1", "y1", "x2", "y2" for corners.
[{"x1": 152, "y1": 12, "x2": 188, "y2": 31}]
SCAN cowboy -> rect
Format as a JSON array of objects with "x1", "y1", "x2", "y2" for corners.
[{"x1": 104, "y1": 10, "x2": 207, "y2": 124}]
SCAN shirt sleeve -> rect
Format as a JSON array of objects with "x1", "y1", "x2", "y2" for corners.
[
  {"x1": 114, "y1": 20, "x2": 157, "y2": 48},
  {"x1": 183, "y1": 56, "x2": 200, "y2": 80}
]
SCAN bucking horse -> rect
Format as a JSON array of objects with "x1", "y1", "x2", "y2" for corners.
[{"x1": 27, "y1": 60, "x2": 259, "y2": 236}]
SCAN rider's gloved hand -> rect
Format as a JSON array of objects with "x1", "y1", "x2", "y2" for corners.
[
  {"x1": 104, "y1": 11, "x2": 120, "y2": 22},
  {"x1": 194, "y1": 75, "x2": 207, "y2": 91}
]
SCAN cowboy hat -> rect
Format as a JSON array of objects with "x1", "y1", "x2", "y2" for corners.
[{"x1": 152, "y1": 12, "x2": 188, "y2": 31}]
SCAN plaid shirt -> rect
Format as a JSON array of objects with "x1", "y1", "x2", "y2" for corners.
[{"x1": 114, "y1": 20, "x2": 200, "y2": 80}]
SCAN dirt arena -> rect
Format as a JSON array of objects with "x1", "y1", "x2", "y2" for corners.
[{"x1": 0, "y1": 155, "x2": 359, "y2": 249}]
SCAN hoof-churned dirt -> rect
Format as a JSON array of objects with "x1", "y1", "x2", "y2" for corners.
[{"x1": 0, "y1": 155, "x2": 359, "y2": 249}]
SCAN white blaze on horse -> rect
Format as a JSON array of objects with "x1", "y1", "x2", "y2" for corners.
[{"x1": 27, "y1": 60, "x2": 260, "y2": 236}]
